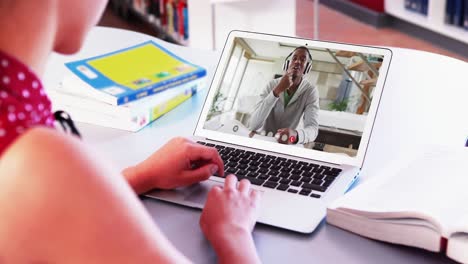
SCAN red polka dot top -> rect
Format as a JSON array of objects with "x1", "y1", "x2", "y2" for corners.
[{"x1": 0, "y1": 50, "x2": 55, "y2": 156}]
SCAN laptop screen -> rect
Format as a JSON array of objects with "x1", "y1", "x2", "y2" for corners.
[{"x1": 196, "y1": 31, "x2": 391, "y2": 167}]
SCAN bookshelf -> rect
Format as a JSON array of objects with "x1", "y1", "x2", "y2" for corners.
[
  {"x1": 109, "y1": 0, "x2": 296, "y2": 50},
  {"x1": 385, "y1": 0, "x2": 468, "y2": 44},
  {"x1": 110, "y1": 0, "x2": 189, "y2": 46},
  {"x1": 110, "y1": 0, "x2": 296, "y2": 50},
  {"x1": 347, "y1": 61, "x2": 381, "y2": 72}
]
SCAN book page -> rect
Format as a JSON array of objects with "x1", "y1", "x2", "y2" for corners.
[
  {"x1": 330, "y1": 145, "x2": 468, "y2": 236},
  {"x1": 447, "y1": 233, "x2": 468, "y2": 263},
  {"x1": 447, "y1": 213, "x2": 468, "y2": 264}
]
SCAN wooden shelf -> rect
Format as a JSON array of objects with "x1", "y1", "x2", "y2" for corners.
[
  {"x1": 347, "y1": 61, "x2": 382, "y2": 72},
  {"x1": 323, "y1": 144, "x2": 358, "y2": 157},
  {"x1": 360, "y1": 78, "x2": 378, "y2": 86},
  {"x1": 335, "y1": 51, "x2": 357, "y2": 57}
]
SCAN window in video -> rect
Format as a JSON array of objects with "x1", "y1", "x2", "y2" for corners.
[{"x1": 204, "y1": 37, "x2": 384, "y2": 157}]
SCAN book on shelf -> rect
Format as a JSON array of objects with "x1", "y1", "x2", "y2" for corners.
[
  {"x1": 50, "y1": 77, "x2": 205, "y2": 132},
  {"x1": 63, "y1": 40, "x2": 205, "y2": 106},
  {"x1": 327, "y1": 146, "x2": 468, "y2": 264},
  {"x1": 404, "y1": 0, "x2": 411, "y2": 10},
  {"x1": 453, "y1": 0, "x2": 465, "y2": 27},
  {"x1": 465, "y1": 0, "x2": 468, "y2": 29},
  {"x1": 405, "y1": 0, "x2": 427, "y2": 15},
  {"x1": 446, "y1": 0, "x2": 467, "y2": 28},
  {"x1": 446, "y1": 0, "x2": 455, "y2": 24},
  {"x1": 421, "y1": 0, "x2": 428, "y2": 15},
  {"x1": 138, "y1": 0, "x2": 188, "y2": 42}
]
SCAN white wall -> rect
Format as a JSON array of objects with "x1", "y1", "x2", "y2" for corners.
[
  {"x1": 187, "y1": 0, "x2": 214, "y2": 49},
  {"x1": 188, "y1": 0, "x2": 296, "y2": 50}
]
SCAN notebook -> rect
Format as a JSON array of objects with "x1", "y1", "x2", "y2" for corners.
[
  {"x1": 145, "y1": 31, "x2": 392, "y2": 233},
  {"x1": 327, "y1": 146, "x2": 468, "y2": 263}
]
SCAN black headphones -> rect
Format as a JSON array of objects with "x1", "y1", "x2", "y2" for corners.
[
  {"x1": 54, "y1": 110, "x2": 81, "y2": 138},
  {"x1": 282, "y1": 47, "x2": 313, "y2": 75}
]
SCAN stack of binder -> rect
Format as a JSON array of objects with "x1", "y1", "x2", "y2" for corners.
[{"x1": 48, "y1": 41, "x2": 206, "y2": 132}]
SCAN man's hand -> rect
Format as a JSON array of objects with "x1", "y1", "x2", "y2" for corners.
[
  {"x1": 200, "y1": 175, "x2": 261, "y2": 264},
  {"x1": 122, "y1": 137, "x2": 224, "y2": 193},
  {"x1": 273, "y1": 70, "x2": 294, "y2": 97},
  {"x1": 276, "y1": 128, "x2": 298, "y2": 145}
]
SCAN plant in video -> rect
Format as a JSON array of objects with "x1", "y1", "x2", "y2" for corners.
[
  {"x1": 329, "y1": 99, "x2": 348, "y2": 112},
  {"x1": 207, "y1": 92, "x2": 227, "y2": 120}
]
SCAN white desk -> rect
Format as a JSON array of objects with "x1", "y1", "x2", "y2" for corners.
[{"x1": 45, "y1": 27, "x2": 468, "y2": 263}]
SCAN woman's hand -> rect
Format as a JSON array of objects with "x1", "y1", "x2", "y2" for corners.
[
  {"x1": 123, "y1": 137, "x2": 224, "y2": 194},
  {"x1": 200, "y1": 175, "x2": 261, "y2": 264}
]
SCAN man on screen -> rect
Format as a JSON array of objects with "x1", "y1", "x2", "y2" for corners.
[{"x1": 248, "y1": 46, "x2": 319, "y2": 145}]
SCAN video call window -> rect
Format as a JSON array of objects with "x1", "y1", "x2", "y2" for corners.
[{"x1": 203, "y1": 37, "x2": 384, "y2": 157}]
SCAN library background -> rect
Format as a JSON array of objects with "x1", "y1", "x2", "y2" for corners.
[{"x1": 99, "y1": 0, "x2": 468, "y2": 61}]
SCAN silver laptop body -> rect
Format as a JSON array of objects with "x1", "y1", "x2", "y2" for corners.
[{"x1": 146, "y1": 31, "x2": 392, "y2": 233}]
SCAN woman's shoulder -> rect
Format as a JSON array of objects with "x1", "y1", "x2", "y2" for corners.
[{"x1": 0, "y1": 127, "x2": 82, "y2": 167}]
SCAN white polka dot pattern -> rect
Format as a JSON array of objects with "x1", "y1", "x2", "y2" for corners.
[
  {"x1": 0, "y1": 50, "x2": 54, "y2": 154},
  {"x1": 22, "y1": 89, "x2": 30, "y2": 98}
]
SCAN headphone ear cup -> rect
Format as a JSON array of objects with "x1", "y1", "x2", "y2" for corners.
[
  {"x1": 304, "y1": 62, "x2": 311, "y2": 74},
  {"x1": 283, "y1": 60, "x2": 290, "y2": 72},
  {"x1": 283, "y1": 51, "x2": 293, "y2": 72}
]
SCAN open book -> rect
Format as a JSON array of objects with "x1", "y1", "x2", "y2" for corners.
[{"x1": 327, "y1": 146, "x2": 468, "y2": 263}]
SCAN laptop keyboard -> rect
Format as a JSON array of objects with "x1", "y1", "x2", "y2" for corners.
[{"x1": 197, "y1": 141, "x2": 342, "y2": 199}]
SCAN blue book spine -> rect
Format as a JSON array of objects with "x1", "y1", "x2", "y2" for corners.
[
  {"x1": 404, "y1": 0, "x2": 412, "y2": 10},
  {"x1": 183, "y1": 8, "x2": 189, "y2": 40},
  {"x1": 446, "y1": 0, "x2": 455, "y2": 24},
  {"x1": 116, "y1": 68, "x2": 206, "y2": 105},
  {"x1": 454, "y1": 0, "x2": 464, "y2": 27},
  {"x1": 411, "y1": 0, "x2": 420, "y2": 13},
  {"x1": 415, "y1": 0, "x2": 423, "y2": 14},
  {"x1": 421, "y1": 0, "x2": 428, "y2": 15},
  {"x1": 464, "y1": 0, "x2": 468, "y2": 29}
]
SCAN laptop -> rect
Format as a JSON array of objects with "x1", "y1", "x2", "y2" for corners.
[{"x1": 146, "y1": 31, "x2": 392, "y2": 233}]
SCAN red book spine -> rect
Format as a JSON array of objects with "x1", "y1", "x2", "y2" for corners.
[
  {"x1": 440, "y1": 237, "x2": 448, "y2": 253},
  {"x1": 160, "y1": 0, "x2": 166, "y2": 26},
  {"x1": 178, "y1": 1, "x2": 185, "y2": 38}
]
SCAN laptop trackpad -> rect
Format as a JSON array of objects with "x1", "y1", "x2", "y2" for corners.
[
  {"x1": 144, "y1": 180, "x2": 224, "y2": 208},
  {"x1": 183, "y1": 182, "x2": 214, "y2": 204}
]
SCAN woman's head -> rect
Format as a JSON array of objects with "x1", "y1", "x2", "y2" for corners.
[
  {"x1": 0, "y1": 0, "x2": 107, "y2": 55},
  {"x1": 54, "y1": 0, "x2": 108, "y2": 54},
  {"x1": 0, "y1": 0, "x2": 107, "y2": 75}
]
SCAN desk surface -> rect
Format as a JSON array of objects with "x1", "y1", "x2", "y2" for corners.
[{"x1": 45, "y1": 27, "x2": 468, "y2": 263}]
